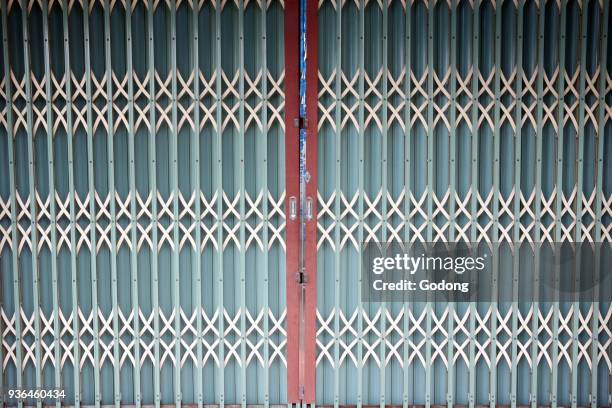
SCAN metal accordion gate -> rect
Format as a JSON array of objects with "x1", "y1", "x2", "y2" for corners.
[
  {"x1": 0, "y1": 0, "x2": 611, "y2": 408},
  {"x1": 314, "y1": 0, "x2": 612, "y2": 407},
  {"x1": 0, "y1": 0, "x2": 288, "y2": 406}
]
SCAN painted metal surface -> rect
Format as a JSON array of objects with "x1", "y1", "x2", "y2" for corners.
[
  {"x1": 315, "y1": 0, "x2": 612, "y2": 407},
  {"x1": 285, "y1": 0, "x2": 301, "y2": 403},
  {"x1": 0, "y1": 0, "x2": 287, "y2": 406},
  {"x1": 0, "y1": 0, "x2": 611, "y2": 407}
]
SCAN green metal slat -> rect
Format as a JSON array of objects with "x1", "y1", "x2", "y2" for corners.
[
  {"x1": 0, "y1": 22, "x2": 3, "y2": 400},
  {"x1": 448, "y1": 5, "x2": 459, "y2": 242},
  {"x1": 380, "y1": 1, "x2": 388, "y2": 407},
  {"x1": 40, "y1": 1, "x2": 62, "y2": 405},
  {"x1": 0, "y1": 96, "x2": 3, "y2": 408},
  {"x1": 530, "y1": 1, "x2": 546, "y2": 406},
  {"x1": 124, "y1": 0, "x2": 142, "y2": 405},
  {"x1": 214, "y1": 1, "x2": 225, "y2": 405},
  {"x1": 190, "y1": 2, "x2": 203, "y2": 407},
  {"x1": 490, "y1": 0, "x2": 503, "y2": 405},
  {"x1": 60, "y1": 0, "x2": 81, "y2": 405},
  {"x1": 333, "y1": 0, "x2": 341, "y2": 405},
  {"x1": 19, "y1": 2, "x2": 43, "y2": 404},
  {"x1": 591, "y1": 1, "x2": 609, "y2": 407},
  {"x1": 447, "y1": 1, "x2": 457, "y2": 407},
  {"x1": 448, "y1": 3, "x2": 457, "y2": 243},
  {"x1": 257, "y1": 2, "x2": 270, "y2": 406},
  {"x1": 0, "y1": 3, "x2": 25, "y2": 406},
  {"x1": 284, "y1": 11, "x2": 290, "y2": 407},
  {"x1": 81, "y1": 0, "x2": 102, "y2": 405},
  {"x1": 0, "y1": 172, "x2": 3, "y2": 408},
  {"x1": 468, "y1": 0, "x2": 480, "y2": 405},
  {"x1": 237, "y1": 1, "x2": 247, "y2": 406},
  {"x1": 357, "y1": 0, "x2": 364, "y2": 407},
  {"x1": 425, "y1": 1, "x2": 434, "y2": 406},
  {"x1": 402, "y1": 1, "x2": 412, "y2": 406},
  {"x1": 511, "y1": 2, "x2": 525, "y2": 408},
  {"x1": 168, "y1": 0, "x2": 181, "y2": 406},
  {"x1": 425, "y1": 0, "x2": 434, "y2": 243},
  {"x1": 552, "y1": 2, "x2": 568, "y2": 407},
  {"x1": 571, "y1": 2, "x2": 591, "y2": 406},
  {"x1": 145, "y1": 0, "x2": 161, "y2": 406},
  {"x1": 0, "y1": 4, "x2": 11, "y2": 408},
  {"x1": 101, "y1": 1, "x2": 121, "y2": 405}
]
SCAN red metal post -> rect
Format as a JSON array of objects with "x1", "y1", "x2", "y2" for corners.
[
  {"x1": 284, "y1": 0, "x2": 301, "y2": 403},
  {"x1": 285, "y1": 0, "x2": 317, "y2": 402},
  {"x1": 303, "y1": 0, "x2": 318, "y2": 403}
]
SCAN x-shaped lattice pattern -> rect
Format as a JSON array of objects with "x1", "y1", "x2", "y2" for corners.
[
  {"x1": 2, "y1": 69, "x2": 284, "y2": 139},
  {"x1": 1, "y1": 307, "x2": 286, "y2": 370},
  {"x1": 317, "y1": 64, "x2": 609, "y2": 138},
  {"x1": 317, "y1": 188, "x2": 612, "y2": 251},
  {"x1": 316, "y1": 305, "x2": 612, "y2": 371},
  {"x1": 0, "y1": 190, "x2": 286, "y2": 254}
]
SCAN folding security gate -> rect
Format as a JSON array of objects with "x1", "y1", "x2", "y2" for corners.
[
  {"x1": 314, "y1": 0, "x2": 612, "y2": 407},
  {"x1": 1, "y1": 0, "x2": 611, "y2": 407},
  {"x1": 0, "y1": 0, "x2": 288, "y2": 405}
]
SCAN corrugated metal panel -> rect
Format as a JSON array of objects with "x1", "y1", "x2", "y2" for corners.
[
  {"x1": 315, "y1": 0, "x2": 611, "y2": 406},
  {"x1": 0, "y1": 0, "x2": 287, "y2": 405}
]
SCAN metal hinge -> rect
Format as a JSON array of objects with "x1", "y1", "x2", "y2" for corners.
[
  {"x1": 293, "y1": 117, "x2": 308, "y2": 129},
  {"x1": 295, "y1": 269, "x2": 308, "y2": 284}
]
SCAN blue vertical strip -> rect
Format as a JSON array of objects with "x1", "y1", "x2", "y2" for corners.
[
  {"x1": 300, "y1": 0, "x2": 307, "y2": 118},
  {"x1": 299, "y1": 0, "x2": 308, "y2": 400},
  {"x1": 300, "y1": 0, "x2": 308, "y2": 199}
]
